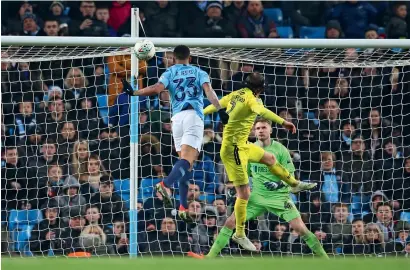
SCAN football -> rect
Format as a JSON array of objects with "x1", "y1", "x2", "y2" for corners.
[{"x1": 134, "y1": 40, "x2": 156, "y2": 61}]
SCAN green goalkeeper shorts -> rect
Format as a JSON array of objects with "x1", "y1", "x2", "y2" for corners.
[{"x1": 246, "y1": 192, "x2": 300, "y2": 222}]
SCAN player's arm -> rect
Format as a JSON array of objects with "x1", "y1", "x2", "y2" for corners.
[
  {"x1": 122, "y1": 78, "x2": 165, "y2": 96},
  {"x1": 203, "y1": 82, "x2": 222, "y2": 110},
  {"x1": 203, "y1": 92, "x2": 232, "y2": 115},
  {"x1": 248, "y1": 98, "x2": 296, "y2": 134}
]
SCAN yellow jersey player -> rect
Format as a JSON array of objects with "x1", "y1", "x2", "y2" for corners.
[{"x1": 203, "y1": 72, "x2": 316, "y2": 250}]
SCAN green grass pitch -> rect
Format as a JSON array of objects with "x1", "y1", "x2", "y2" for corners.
[{"x1": 2, "y1": 257, "x2": 409, "y2": 270}]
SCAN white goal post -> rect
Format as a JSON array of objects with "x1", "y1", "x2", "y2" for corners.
[{"x1": 2, "y1": 31, "x2": 410, "y2": 258}]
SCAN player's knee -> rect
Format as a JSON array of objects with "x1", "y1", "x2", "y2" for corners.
[
  {"x1": 225, "y1": 215, "x2": 236, "y2": 229},
  {"x1": 262, "y1": 153, "x2": 276, "y2": 166}
]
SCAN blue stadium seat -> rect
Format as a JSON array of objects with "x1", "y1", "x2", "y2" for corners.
[
  {"x1": 8, "y1": 209, "x2": 42, "y2": 231},
  {"x1": 97, "y1": 94, "x2": 109, "y2": 125},
  {"x1": 141, "y1": 178, "x2": 161, "y2": 201},
  {"x1": 299, "y1": 26, "x2": 325, "y2": 39},
  {"x1": 114, "y1": 178, "x2": 131, "y2": 203},
  {"x1": 276, "y1": 26, "x2": 293, "y2": 38},
  {"x1": 264, "y1": 8, "x2": 283, "y2": 25},
  {"x1": 400, "y1": 212, "x2": 410, "y2": 223}
]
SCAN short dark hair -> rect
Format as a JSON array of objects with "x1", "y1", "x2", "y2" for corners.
[
  {"x1": 254, "y1": 117, "x2": 272, "y2": 126},
  {"x1": 173, "y1": 45, "x2": 190, "y2": 60},
  {"x1": 244, "y1": 72, "x2": 265, "y2": 93},
  {"x1": 376, "y1": 202, "x2": 392, "y2": 211},
  {"x1": 352, "y1": 218, "x2": 363, "y2": 224},
  {"x1": 100, "y1": 175, "x2": 113, "y2": 186},
  {"x1": 43, "y1": 138, "x2": 56, "y2": 146},
  {"x1": 332, "y1": 203, "x2": 348, "y2": 211}
]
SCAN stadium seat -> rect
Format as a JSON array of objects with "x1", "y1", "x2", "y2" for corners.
[
  {"x1": 299, "y1": 26, "x2": 325, "y2": 39},
  {"x1": 400, "y1": 212, "x2": 410, "y2": 223},
  {"x1": 114, "y1": 178, "x2": 131, "y2": 203},
  {"x1": 276, "y1": 26, "x2": 293, "y2": 38},
  {"x1": 97, "y1": 94, "x2": 109, "y2": 125},
  {"x1": 8, "y1": 209, "x2": 42, "y2": 231},
  {"x1": 264, "y1": 8, "x2": 283, "y2": 25},
  {"x1": 141, "y1": 178, "x2": 161, "y2": 201}
]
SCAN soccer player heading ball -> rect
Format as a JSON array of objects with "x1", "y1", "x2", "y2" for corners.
[
  {"x1": 122, "y1": 45, "x2": 228, "y2": 222},
  {"x1": 190, "y1": 118, "x2": 328, "y2": 258},
  {"x1": 202, "y1": 72, "x2": 316, "y2": 250}
]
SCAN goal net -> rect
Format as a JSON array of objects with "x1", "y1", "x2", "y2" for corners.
[{"x1": 2, "y1": 41, "x2": 410, "y2": 258}]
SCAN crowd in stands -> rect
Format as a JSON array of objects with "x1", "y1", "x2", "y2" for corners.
[{"x1": 1, "y1": 0, "x2": 410, "y2": 257}]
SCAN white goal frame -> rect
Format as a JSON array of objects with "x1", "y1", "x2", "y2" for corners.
[{"x1": 2, "y1": 14, "x2": 410, "y2": 257}]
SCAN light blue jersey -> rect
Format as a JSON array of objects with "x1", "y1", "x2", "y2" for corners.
[{"x1": 158, "y1": 64, "x2": 210, "y2": 121}]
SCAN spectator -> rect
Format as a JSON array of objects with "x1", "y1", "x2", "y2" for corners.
[
  {"x1": 213, "y1": 197, "x2": 227, "y2": 227},
  {"x1": 187, "y1": 183, "x2": 201, "y2": 202},
  {"x1": 49, "y1": 1, "x2": 70, "y2": 25},
  {"x1": 39, "y1": 97, "x2": 69, "y2": 138},
  {"x1": 386, "y1": 2, "x2": 408, "y2": 39},
  {"x1": 77, "y1": 97, "x2": 106, "y2": 141},
  {"x1": 150, "y1": 91, "x2": 172, "y2": 133},
  {"x1": 14, "y1": 98, "x2": 36, "y2": 140},
  {"x1": 324, "y1": 20, "x2": 342, "y2": 39},
  {"x1": 237, "y1": 0, "x2": 278, "y2": 38},
  {"x1": 363, "y1": 222, "x2": 392, "y2": 255},
  {"x1": 342, "y1": 134, "x2": 375, "y2": 198},
  {"x1": 55, "y1": 175, "x2": 86, "y2": 218},
  {"x1": 107, "y1": 0, "x2": 131, "y2": 32},
  {"x1": 98, "y1": 127, "x2": 123, "y2": 179},
  {"x1": 27, "y1": 138, "x2": 59, "y2": 194},
  {"x1": 20, "y1": 13, "x2": 44, "y2": 36},
  {"x1": 267, "y1": 223, "x2": 289, "y2": 254},
  {"x1": 375, "y1": 202, "x2": 396, "y2": 242},
  {"x1": 90, "y1": 175, "x2": 129, "y2": 225},
  {"x1": 363, "y1": 190, "x2": 389, "y2": 223},
  {"x1": 338, "y1": 120, "x2": 356, "y2": 153},
  {"x1": 84, "y1": 154, "x2": 108, "y2": 192},
  {"x1": 57, "y1": 121, "x2": 79, "y2": 161},
  {"x1": 300, "y1": 192, "x2": 332, "y2": 227},
  {"x1": 343, "y1": 218, "x2": 367, "y2": 255},
  {"x1": 148, "y1": 216, "x2": 190, "y2": 255},
  {"x1": 139, "y1": 134, "x2": 165, "y2": 180},
  {"x1": 394, "y1": 221, "x2": 410, "y2": 253},
  {"x1": 365, "y1": 24, "x2": 380, "y2": 39},
  {"x1": 203, "y1": 125, "x2": 222, "y2": 164},
  {"x1": 327, "y1": 203, "x2": 352, "y2": 249},
  {"x1": 63, "y1": 67, "x2": 97, "y2": 111},
  {"x1": 178, "y1": 1, "x2": 210, "y2": 37},
  {"x1": 144, "y1": 0, "x2": 179, "y2": 37},
  {"x1": 319, "y1": 99, "x2": 342, "y2": 153},
  {"x1": 43, "y1": 18, "x2": 60, "y2": 36},
  {"x1": 187, "y1": 200, "x2": 203, "y2": 224},
  {"x1": 46, "y1": 163, "x2": 64, "y2": 199},
  {"x1": 189, "y1": 1, "x2": 236, "y2": 38},
  {"x1": 108, "y1": 220, "x2": 129, "y2": 254},
  {"x1": 2, "y1": 146, "x2": 30, "y2": 210},
  {"x1": 192, "y1": 206, "x2": 219, "y2": 254},
  {"x1": 19, "y1": 125, "x2": 44, "y2": 160},
  {"x1": 29, "y1": 200, "x2": 69, "y2": 255},
  {"x1": 79, "y1": 224, "x2": 114, "y2": 255},
  {"x1": 310, "y1": 152, "x2": 347, "y2": 203},
  {"x1": 108, "y1": 92, "x2": 130, "y2": 127},
  {"x1": 69, "y1": 139, "x2": 90, "y2": 179},
  {"x1": 69, "y1": 1, "x2": 110, "y2": 37},
  {"x1": 95, "y1": 6, "x2": 116, "y2": 37},
  {"x1": 390, "y1": 157, "x2": 410, "y2": 213},
  {"x1": 224, "y1": 0, "x2": 246, "y2": 25},
  {"x1": 327, "y1": 1, "x2": 377, "y2": 39},
  {"x1": 5, "y1": 2, "x2": 37, "y2": 34}
]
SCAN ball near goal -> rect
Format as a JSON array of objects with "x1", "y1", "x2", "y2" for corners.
[{"x1": 134, "y1": 39, "x2": 156, "y2": 61}]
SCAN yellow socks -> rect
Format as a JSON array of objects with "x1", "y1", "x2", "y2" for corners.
[
  {"x1": 234, "y1": 198, "x2": 248, "y2": 238},
  {"x1": 268, "y1": 162, "x2": 299, "y2": 187}
]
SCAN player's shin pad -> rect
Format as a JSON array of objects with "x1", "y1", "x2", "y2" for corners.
[{"x1": 268, "y1": 163, "x2": 298, "y2": 187}]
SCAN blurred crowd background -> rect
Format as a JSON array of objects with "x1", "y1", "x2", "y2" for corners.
[{"x1": 1, "y1": 0, "x2": 410, "y2": 257}]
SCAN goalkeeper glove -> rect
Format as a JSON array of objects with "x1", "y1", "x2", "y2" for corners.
[
  {"x1": 218, "y1": 110, "x2": 229, "y2": 125},
  {"x1": 263, "y1": 181, "x2": 285, "y2": 191},
  {"x1": 122, "y1": 79, "x2": 135, "y2": 96}
]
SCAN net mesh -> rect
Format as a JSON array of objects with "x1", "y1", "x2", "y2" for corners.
[{"x1": 1, "y1": 45, "x2": 410, "y2": 257}]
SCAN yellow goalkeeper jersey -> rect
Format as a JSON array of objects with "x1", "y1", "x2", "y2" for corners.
[{"x1": 204, "y1": 88, "x2": 285, "y2": 145}]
